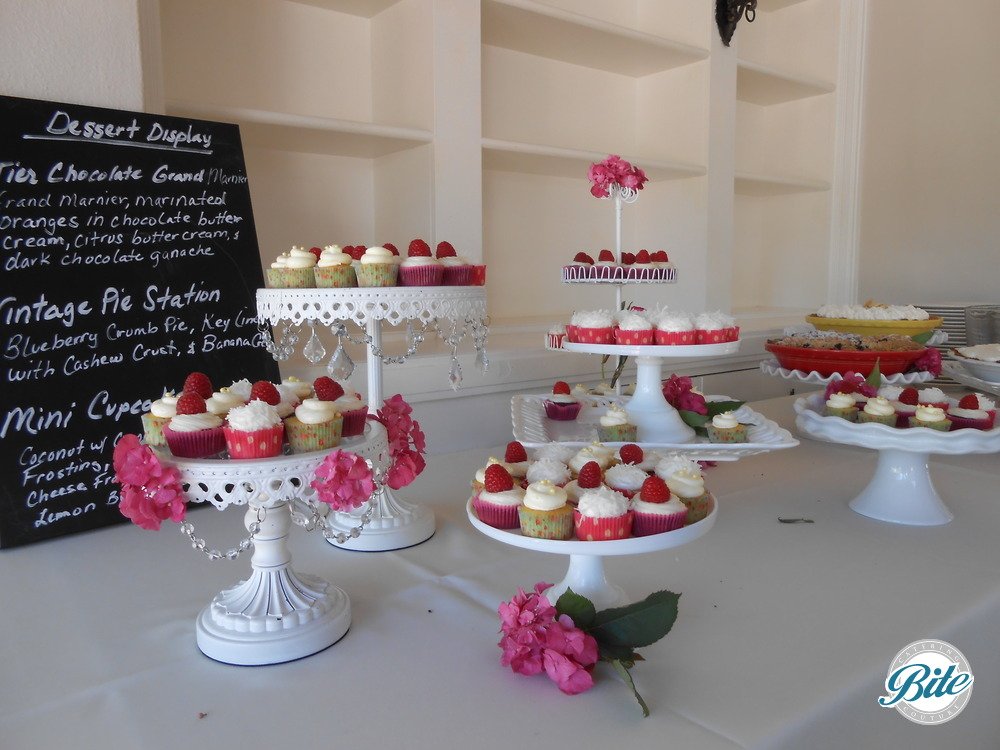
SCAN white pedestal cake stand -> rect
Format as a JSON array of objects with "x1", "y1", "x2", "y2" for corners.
[
  {"x1": 759, "y1": 359, "x2": 935, "y2": 386},
  {"x1": 257, "y1": 286, "x2": 488, "y2": 551},
  {"x1": 561, "y1": 340, "x2": 741, "y2": 443},
  {"x1": 794, "y1": 393, "x2": 1000, "y2": 526},
  {"x1": 467, "y1": 496, "x2": 717, "y2": 609},
  {"x1": 161, "y1": 423, "x2": 388, "y2": 665}
]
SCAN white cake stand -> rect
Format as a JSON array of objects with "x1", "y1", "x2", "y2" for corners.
[
  {"x1": 467, "y1": 496, "x2": 716, "y2": 609},
  {"x1": 794, "y1": 393, "x2": 1000, "y2": 526},
  {"x1": 561, "y1": 340, "x2": 740, "y2": 443},
  {"x1": 160, "y1": 423, "x2": 388, "y2": 665},
  {"x1": 257, "y1": 286, "x2": 488, "y2": 551},
  {"x1": 759, "y1": 359, "x2": 935, "y2": 386},
  {"x1": 942, "y1": 360, "x2": 1000, "y2": 398}
]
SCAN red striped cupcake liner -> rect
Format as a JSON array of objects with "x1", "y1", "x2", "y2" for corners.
[
  {"x1": 442, "y1": 266, "x2": 473, "y2": 285},
  {"x1": 340, "y1": 406, "x2": 369, "y2": 438},
  {"x1": 399, "y1": 264, "x2": 444, "y2": 287},
  {"x1": 163, "y1": 425, "x2": 226, "y2": 458}
]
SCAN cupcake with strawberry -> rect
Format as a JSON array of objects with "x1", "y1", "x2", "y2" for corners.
[
  {"x1": 947, "y1": 394, "x2": 996, "y2": 430},
  {"x1": 399, "y1": 239, "x2": 444, "y2": 286},
  {"x1": 603, "y1": 462, "x2": 647, "y2": 498},
  {"x1": 473, "y1": 464, "x2": 524, "y2": 530},
  {"x1": 543, "y1": 380, "x2": 582, "y2": 421},
  {"x1": 519, "y1": 479, "x2": 574, "y2": 539},
  {"x1": 284, "y1": 376, "x2": 344, "y2": 453},
  {"x1": 224, "y1": 391, "x2": 285, "y2": 459},
  {"x1": 891, "y1": 387, "x2": 920, "y2": 427},
  {"x1": 503, "y1": 441, "x2": 530, "y2": 480},
  {"x1": 333, "y1": 384, "x2": 369, "y2": 437},
  {"x1": 574, "y1": 487, "x2": 632, "y2": 541},
  {"x1": 628, "y1": 249, "x2": 654, "y2": 280},
  {"x1": 631, "y1": 476, "x2": 688, "y2": 536},
  {"x1": 162, "y1": 391, "x2": 226, "y2": 458},
  {"x1": 565, "y1": 251, "x2": 594, "y2": 281},
  {"x1": 563, "y1": 459, "x2": 602, "y2": 504},
  {"x1": 614, "y1": 310, "x2": 654, "y2": 346},
  {"x1": 436, "y1": 241, "x2": 473, "y2": 286},
  {"x1": 615, "y1": 443, "x2": 658, "y2": 472},
  {"x1": 594, "y1": 249, "x2": 619, "y2": 281}
]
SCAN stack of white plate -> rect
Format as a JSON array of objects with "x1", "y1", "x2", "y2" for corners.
[{"x1": 918, "y1": 303, "x2": 992, "y2": 385}]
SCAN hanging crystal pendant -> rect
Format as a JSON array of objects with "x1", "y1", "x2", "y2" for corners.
[
  {"x1": 475, "y1": 347, "x2": 489, "y2": 374},
  {"x1": 302, "y1": 325, "x2": 326, "y2": 364},
  {"x1": 327, "y1": 341, "x2": 355, "y2": 381},
  {"x1": 448, "y1": 358, "x2": 463, "y2": 391}
]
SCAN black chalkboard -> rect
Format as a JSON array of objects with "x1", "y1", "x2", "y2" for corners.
[{"x1": 0, "y1": 95, "x2": 279, "y2": 548}]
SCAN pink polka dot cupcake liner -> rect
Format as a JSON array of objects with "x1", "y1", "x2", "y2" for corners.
[
  {"x1": 573, "y1": 510, "x2": 633, "y2": 541},
  {"x1": 223, "y1": 425, "x2": 285, "y2": 459}
]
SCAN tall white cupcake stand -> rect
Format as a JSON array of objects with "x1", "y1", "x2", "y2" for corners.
[{"x1": 257, "y1": 286, "x2": 488, "y2": 551}]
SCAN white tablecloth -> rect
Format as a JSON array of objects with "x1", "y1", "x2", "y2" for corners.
[{"x1": 2, "y1": 396, "x2": 998, "y2": 749}]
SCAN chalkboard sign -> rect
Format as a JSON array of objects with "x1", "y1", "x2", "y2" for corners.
[{"x1": 0, "y1": 95, "x2": 279, "y2": 548}]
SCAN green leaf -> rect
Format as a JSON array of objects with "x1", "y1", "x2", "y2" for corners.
[
  {"x1": 610, "y1": 659, "x2": 650, "y2": 718},
  {"x1": 598, "y1": 642, "x2": 641, "y2": 665},
  {"x1": 705, "y1": 400, "x2": 744, "y2": 417},
  {"x1": 591, "y1": 591, "x2": 680, "y2": 648},
  {"x1": 911, "y1": 331, "x2": 933, "y2": 345},
  {"x1": 555, "y1": 588, "x2": 596, "y2": 629},
  {"x1": 679, "y1": 410, "x2": 709, "y2": 429},
  {"x1": 865, "y1": 360, "x2": 882, "y2": 389}
]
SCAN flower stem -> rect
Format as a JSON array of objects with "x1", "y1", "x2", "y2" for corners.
[{"x1": 610, "y1": 659, "x2": 649, "y2": 718}]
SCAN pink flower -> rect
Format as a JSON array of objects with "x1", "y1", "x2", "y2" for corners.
[
  {"x1": 311, "y1": 449, "x2": 375, "y2": 512},
  {"x1": 112, "y1": 434, "x2": 187, "y2": 530},
  {"x1": 662, "y1": 374, "x2": 694, "y2": 405},
  {"x1": 386, "y1": 449, "x2": 425, "y2": 490},
  {"x1": 588, "y1": 156, "x2": 648, "y2": 197},
  {"x1": 374, "y1": 394, "x2": 426, "y2": 490},
  {"x1": 543, "y1": 650, "x2": 595, "y2": 695},
  {"x1": 823, "y1": 371, "x2": 876, "y2": 401},
  {"x1": 677, "y1": 390, "x2": 707, "y2": 415},
  {"x1": 912, "y1": 347, "x2": 942, "y2": 377}
]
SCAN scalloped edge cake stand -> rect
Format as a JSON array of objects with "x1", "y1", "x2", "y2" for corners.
[
  {"x1": 160, "y1": 424, "x2": 388, "y2": 665},
  {"x1": 561, "y1": 340, "x2": 741, "y2": 443},
  {"x1": 258, "y1": 286, "x2": 487, "y2": 551},
  {"x1": 794, "y1": 393, "x2": 1000, "y2": 526},
  {"x1": 467, "y1": 496, "x2": 717, "y2": 609},
  {"x1": 759, "y1": 359, "x2": 935, "y2": 386}
]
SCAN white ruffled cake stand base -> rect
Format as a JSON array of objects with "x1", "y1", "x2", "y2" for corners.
[{"x1": 794, "y1": 393, "x2": 1000, "y2": 526}]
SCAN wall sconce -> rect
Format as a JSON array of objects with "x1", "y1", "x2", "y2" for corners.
[{"x1": 716, "y1": 0, "x2": 758, "y2": 47}]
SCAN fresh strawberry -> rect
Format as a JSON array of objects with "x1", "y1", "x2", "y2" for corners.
[
  {"x1": 577, "y1": 461, "x2": 602, "y2": 489},
  {"x1": 598, "y1": 249, "x2": 615, "y2": 262},
  {"x1": 182, "y1": 372, "x2": 213, "y2": 399},
  {"x1": 249, "y1": 380, "x2": 281, "y2": 406},
  {"x1": 314, "y1": 376, "x2": 345, "y2": 402},
  {"x1": 652, "y1": 250, "x2": 669, "y2": 262},
  {"x1": 408, "y1": 239, "x2": 431, "y2": 257},
  {"x1": 898, "y1": 387, "x2": 919, "y2": 406},
  {"x1": 553, "y1": 381, "x2": 571, "y2": 395},
  {"x1": 484, "y1": 463, "x2": 514, "y2": 493},
  {"x1": 436, "y1": 241, "x2": 457, "y2": 258},
  {"x1": 505, "y1": 441, "x2": 528, "y2": 463},
  {"x1": 635, "y1": 249, "x2": 651, "y2": 264},
  {"x1": 958, "y1": 394, "x2": 981, "y2": 409},
  {"x1": 175, "y1": 392, "x2": 207, "y2": 415},
  {"x1": 573, "y1": 252, "x2": 595, "y2": 264},
  {"x1": 619, "y1": 443, "x2": 644, "y2": 465},
  {"x1": 309, "y1": 246, "x2": 323, "y2": 260},
  {"x1": 640, "y1": 476, "x2": 670, "y2": 503},
  {"x1": 621, "y1": 252, "x2": 635, "y2": 265},
  {"x1": 383, "y1": 242, "x2": 400, "y2": 256}
]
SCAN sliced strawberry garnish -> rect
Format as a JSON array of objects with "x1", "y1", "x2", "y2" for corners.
[
  {"x1": 573, "y1": 252, "x2": 595, "y2": 264},
  {"x1": 436, "y1": 241, "x2": 457, "y2": 258},
  {"x1": 577, "y1": 461, "x2": 602, "y2": 489},
  {"x1": 553, "y1": 381, "x2": 571, "y2": 395},
  {"x1": 176, "y1": 392, "x2": 207, "y2": 415},
  {"x1": 249, "y1": 380, "x2": 281, "y2": 406},
  {"x1": 621, "y1": 252, "x2": 635, "y2": 265},
  {"x1": 640, "y1": 476, "x2": 670, "y2": 503},
  {"x1": 314, "y1": 376, "x2": 345, "y2": 402},
  {"x1": 898, "y1": 387, "x2": 919, "y2": 406},
  {"x1": 383, "y1": 242, "x2": 399, "y2": 256},
  {"x1": 182, "y1": 372, "x2": 213, "y2": 399},
  {"x1": 598, "y1": 249, "x2": 615, "y2": 262},
  {"x1": 635, "y1": 249, "x2": 651, "y2": 264},
  {"x1": 408, "y1": 239, "x2": 431, "y2": 257},
  {"x1": 309, "y1": 246, "x2": 323, "y2": 260},
  {"x1": 484, "y1": 463, "x2": 514, "y2": 493},
  {"x1": 958, "y1": 394, "x2": 980, "y2": 409},
  {"x1": 505, "y1": 441, "x2": 528, "y2": 463},
  {"x1": 619, "y1": 443, "x2": 644, "y2": 465}
]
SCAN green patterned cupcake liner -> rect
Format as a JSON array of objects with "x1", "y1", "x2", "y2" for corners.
[
  {"x1": 857, "y1": 411, "x2": 896, "y2": 426},
  {"x1": 680, "y1": 493, "x2": 712, "y2": 524},
  {"x1": 314, "y1": 265, "x2": 357, "y2": 288},
  {"x1": 706, "y1": 424, "x2": 749, "y2": 443},
  {"x1": 356, "y1": 263, "x2": 399, "y2": 287},
  {"x1": 267, "y1": 267, "x2": 315, "y2": 288},
  {"x1": 285, "y1": 415, "x2": 344, "y2": 453},
  {"x1": 597, "y1": 423, "x2": 638, "y2": 442},
  {"x1": 518, "y1": 505, "x2": 574, "y2": 540},
  {"x1": 140, "y1": 413, "x2": 170, "y2": 447}
]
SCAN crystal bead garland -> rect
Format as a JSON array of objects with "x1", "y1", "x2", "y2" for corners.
[
  {"x1": 449, "y1": 356, "x2": 462, "y2": 390},
  {"x1": 326, "y1": 325, "x2": 355, "y2": 381},
  {"x1": 302, "y1": 322, "x2": 327, "y2": 364}
]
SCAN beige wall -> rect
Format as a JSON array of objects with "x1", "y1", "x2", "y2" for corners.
[{"x1": 858, "y1": 0, "x2": 1000, "y2": 304}]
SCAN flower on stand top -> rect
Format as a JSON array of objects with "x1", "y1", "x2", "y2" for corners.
[
  {"x1": 498, "y1": 583, "x2": 680, "y2": 715},
  {"x1": 374, "y1": 394, "x2": 426, "y2": 490},
  {"x1": 912, "y1": 347, "x2": 942, "y2": 377},
  {"x1": 662, "y1": 373, "x2": 743, "y2": 436},
  {"x1": 588, "y1": 155, "x2": 648, "y2": 198},
  {"x1": 112, "y1": 434, "x2": 187, "y2": 531},
  {"x1": 311, "y1": 449, "x2": 376, "y2": 512},
  {"x1": 824, "y1": 371, "x2": 878, "y2": 401}
]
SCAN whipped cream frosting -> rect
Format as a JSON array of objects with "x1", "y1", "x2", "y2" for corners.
[
  {"x1": 227, "y1": 399, "x2": 282, "y2": 432},
  {"x1": 654, "y1": 455, "x2": 702, "y2": 481},
  {"x1": 655, "y1": 311, "x2": 695, "y2": 332},
  {"x1": 570, "y1": 310, "x2": 614, "y2": 328},
  {"x1": 913, "y1": 404, "x2": 947, "y2": 423},
  {"x1": 523, "y1": 480, "x2": 569, "y2": 511},
  {"x1": 401, "y1": 255, "x2": 441, "y2": 267},
  {"x1": 576, "y1": 488, "x2": 629, "y2": 518},
  {"x1": 863, "y1": 397, "x2": 895, "y2": 417},
  {"x1": 547, "y1": 393, "x2": 578, "y2": 404},
  {"x1": 281, "y1": 377, "x2": 313, "y2": 400},
  {"x1": 917, "y1": 387, "x2": 948, "y2": 404},
  {"x1": 206, "y1": 390, "x2": 245, "y2": 416},
  {"x1": 227, "y1": 379, "x2": 253, "y2": 401},
  {"x1": 632, "y1": 495, "x2": 686, "y2": 516},
  {"x1": 826, "y1": 392, "x2": 856, "y2": 409},
  {"x1": 816, "y1": 304, "x2": 929, "y2": 321},
  {"x1": 878, "y1": 385, "x2": 904, "y2": 401},
  {"x1": 948, "y1": 406, "x2": 989, "y2": 419},
  {"x1": 334, "y1": 393, "x2": 367, "y2": 412},
  {"x1": 361, "y1": 246, "x2": 394, "y2": 265},
  {"x1": 286, "y1": 246, "x2": 316, "y2": 269},
  {"x1": 569, "y1": 446, "x2": 613, "y2": 473},
  {"x1": 150, "y1": 391, "x2": 178, "y2": 418},
  {"x1": 273, "y1": 383, "x2": 301, "y2": 419},
  {"x1": 318, "y1": 246, "x2": 353, "y2": 267},
  {"x1": 270, "y1": 254, "x2": 288, "y2": 269},
  {"x1": 666, "y1": 470, "x2": 705, "y2": 499},
  {"x1": 617, "y1": 311, "x2": 652, "y2": 331},
  {"x1": 169, "y1": 412, "x2": 223, "y2": 432},
  {"x1": 533, "y1": 444, "x2": 576, "y2": 464},
  {"x1": 525, "y1": 458, "x2": 571, "y2": 485},
  {"x1": 600, "y1": 406, "x2": 629, "y2": 427},
  {"x1": 711, "y1": 411, "x2": 740, "y2": 429},
  {"x1": 603, "y1": 464, "x2": 648, "y2": 492},
  {"x1": 294, "y1": 398, "x2": 340, "y2": 425},
  {"x1": 440, "y1": 255, "x2": 470, "y2": 267},
  {"x1": 695, "y1": 311, "x2": 735, "y2": 330},
  {"x1": 478, "y1": 486, "x2": 524, "y2": 507}
]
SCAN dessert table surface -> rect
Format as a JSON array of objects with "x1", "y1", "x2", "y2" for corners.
[{"x1": 2, "y1": 395, "x2": 999, "y2": 749}]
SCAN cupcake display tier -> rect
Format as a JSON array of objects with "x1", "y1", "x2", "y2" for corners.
[
  {"x1": 158, "y1": 423, "x2": 388, "y2": 665},
  {"x1": 759, "y1": 359, "x2": 934, "y2": 386},
  {"x1": 560, "y1": 268, "x2": 676, "y2": 284},
  {"x1": 511, "y1": 394, "x2": 797, "y2": 460},
  {"x1": 467, "y1": 496, "x2": 717, "y2": 610},
  {"x1": 794, "y1": 393, "x2": 1000, "y2": 526},
  {"x1": 257, "y1": 286, "x2": 488, "y2": 551},
  {"x1": 942, "y1": 361, "x2": 1000, "y2": 398}
]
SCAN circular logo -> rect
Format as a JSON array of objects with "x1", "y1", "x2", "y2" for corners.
[{"x1": 878, "y1": 639, "x2": 974, "y2": 725}]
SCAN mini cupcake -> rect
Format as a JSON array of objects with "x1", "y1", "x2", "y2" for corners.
[
  {"x1": 436, "y1": 242, "x2": 474, "y2": 285},
  {"x1": 651, "y1": 251, "x2": 675, "y2": 279},
  {"x1": 664, "y1": 469, "x2": 711, "y2": 524},
  {"x1": 533, "y1": 443, "x2": 576, "y2": 464},
  {"x1": 332, "y1": 384, "x2": 369, "y2": 438},
  {"x1": 695, "y1": 311, "x2": 739, "y2": 344},
  {"x1": 471, "y1": 456, "x2": 512, "y2": 493},
  {"x1": 281, "y1": 376, "x2": 314, "y2": 402},
  {"x1": 614, "y1": 311, "x2": 655, "y2": 346},
  {"x1": 574, "y1": 487, "x2": 632, "y2": 541},
  {"x1": 654, "y1": 311, "x2": 696, "y2": 345},
  {"x1": 909, "y1": 404, "x2": 951, "y2": 431},
  {"x1": 226, "y1": 378, "x2": 253, "y2": 402},
  {"x1": 504, "y1": 441, "x2": 531, "y2": 480},
  {"x1": 569, "y1": 444, "x2": 616, "y2": 475},
  {"x1": 141, "y1": 390, "x2": 177, "y2": 447},
  {"x1": 518, "y1": 480, "x2": 574, "y2": 539},
  {"x1": 857, "y1": 396, "x2": 897, "y2": 426},
  {"x1": 917, "y1": 387, "x2": 952, "y2": 411},
  {"x1": 356, "y1": 246, "x2": 399, "y2": 287},
  {"x1": 544, "y1": 381, "x2": 582, "y2": 421},
  {"x1": 266, "y1": 246, "x2": 316, "y2": 288},
  {"x1": 399, "y1": 241, "x2": 444, "y2": 286},
  {"x1": 631, "y1": 476, "x2": 688, "y2": 536},
  {"x1": 314, "y1": 245, "x2": 358, "y2": 288},
  {"x1": 616, "y1": 443, "x2": 659, "y2": 472},
  {"x1": 272, "y1": 383, "x2": 301, "y2": 419},
  {"x1": 224, "y1": 399, "x2": 285, "y2": 458},
  {"x1": 825, "y1": 392, "x2": 858, "y2": 421},
  {"x1": 597, "y1": 405, "x2": 637, "y2": 442},
  {"x1": 654, "y1": 454, "x2": 702, "y2": 483},
  {"x1": 603, "y1": 463, "x2": 648, "y2": 499},
  {"x1": 565, "y1": 252, "x2": 595, "y2": 280},
  {"x1": 547, "y1": 324, "x2": 567, "y2": 350},
  {"x1": 568, "y1": 310, "x2": 615, "y2": 344},
  {"x1": 474, "y1": 464, "x2": 524, "y2": 530},
  {"x1": 205, "y1": 388, "x2": 246, "y2": 419},
  {"x1": 592, "y1": 249, "x2": 620, "y2": 281},
  {"x1": 162, "y1": 393, "x2": 226, "y2": 458},
  {"x1": 524, "y1": 457, "x2": 570, "y2": 487},
  {"x1": 948, "y1": 394, "x2": 996, "y2": 430},
  {"x1": 284, "y1": 398, "x2": 343, "y2": 453},
  {"x1": 563, "y1": 460, "x2": 603, "y2": 504},
  {"x1": 706, "y1": 411, "x2": 749, "y2": 442}
]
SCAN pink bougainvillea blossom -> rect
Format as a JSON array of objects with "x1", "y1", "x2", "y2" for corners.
[
  {"x1": 311, "y1": 449, "x2": 375, "y2": 512},
  {"x1": 112, "y1": 434, "x2": 186, "y2": 531},
  {"x1": 374, "y1": 394, "x2": 426, "y2": 490}
]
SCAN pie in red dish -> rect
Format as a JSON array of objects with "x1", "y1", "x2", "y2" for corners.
[{"x1": 764, "y1": 342, "x2": 925, "y2": 377}]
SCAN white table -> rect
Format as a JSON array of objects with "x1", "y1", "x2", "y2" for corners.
[{"x1": 2, "y1": 396, "x2": 998, "y2": 749}]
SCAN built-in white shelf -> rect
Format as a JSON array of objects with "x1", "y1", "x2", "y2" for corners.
[
  {"x1": 734, "y1": 171, "x2": 830, "y2": 196},
  {"x1": 482, "y1": 138, "x2": 706, "y2": 181},
  {"x1": 755, "y1": 0, "x2": 812, "y2": 11},
  {"x1": 736, "y1": 60, "x2": 834, "y2": 105},
  {"x1": 286, "y1": 0, "x2": 402, "y2": 17},
  {"x1": 482, "y1": 0, "x2": 708, "y2": 77},
  {"x1": 166, "y1": 101, "x2": 433, "y2": 158}
]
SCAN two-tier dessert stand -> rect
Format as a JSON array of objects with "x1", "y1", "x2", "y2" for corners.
[{"x1": 257, "y1": 286, "x2": 488, "y2": 551}]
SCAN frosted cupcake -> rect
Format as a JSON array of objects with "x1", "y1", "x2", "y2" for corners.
[
  {"x1": 273, "y1": 383, "x2": 301, "y2": 419},
  {"x1": 280, "y1": 376, "x2": 314, "y2": 402},
  {"x1": 857, "y1": 396, "x2": 896, "y2": 426},
  {"x1": 267, "y1": 246, "x2": 316, "y2": 288},
  {"x1": 141, "y1": 390, "x2": 177, "y2": 447},
  {"x1": 614, "y1": 311, "x2": 654, "y2": 346},
  {"x1": 474, "y1": 464, "x2": 524, "y2": 530},
  {"x1": 909, "y1": 404, "x2": 951, "y2": 431},
  {"x1": 503, "y1": 441, "x2": 530, "y2": 480},
  {"x1": 948, "y1": 394, "x2": 996, "y2": 430},
  {"x1": 825, "y1": 392, "x2": 858, "y2": 421},
  {"x1": 655, "y1": 311, "x2": 696, "y2": 345},
  {"x1": 356, "y1": 246, "x2": 399, "y2": 287},
  {"x1": 205, "y1": 388, "x2": 246, "y2": 419},
  {"x1": 544, "y1": 381, "x2": 582, "y2": 421},
  {"x1": 518, "y1": 480, "x2": 574, "y2": 539},
  {"x1": 603, "y1": 463, "x2": 648, "y2": 498},
  {"x1": 706, "y1": 411, "x2": 748, "y2": 442},
  {"x1": 631, "y1": 476, "x2": 687, "y2": 536},
  {"x1": 547, "y1": 324, "x2": 567, "y2": 350},
  {"x1": 525, "y1": 458, "x2": 571, "y2": 487},
  {"x1": 314, "y1": 245, "x2": 357, "y2": 288},
  {"x1": 399, "y1": 246, "x2": 444, "y2": 286},
  {"x1": 695, "y1": 311, "x2": 739, "y2": 344},
  {"x1": 654, "y1": 454, "x2": 702, "y2": 483},
  {"x1": 162, "y1": 393, "x2": 225, "y2": 458},
  {"x1": 597, "y1": 405, "x2": 637, "y2": 442},
  {"x1": 227, "y1": 378, "x2": 254, "y2": 402},
  {"x1": 224, "y1": 399, "x2": 285, "y2": 459},
  {"x1": 333, "y1": 386, "x2": 368, "y2": 437},
  {"x1": 562, "y1": 459, "x2": 603, "y2": 504},
  {"x1": 574, "y1": 487, "x2": 632, "y2": 541},
  {"x1": 665, "y1": 469, "x2": 711, "y2": 524},
  {"x1": 568, "y1": 309, "x2": 615, "y2": 344},
  {"x1": 917, "y1": 387, "x2": 952, "y2": 410},
  {"x1": 284, "y1": 397, "x2": 343, "y2": 453},
  {"x1": 533, "y1": 443, "x2": 576, "y2": 465},
  {"x1": 437, "y1": 242, "x2": 474, "y2": 285},
  {"x1": 568, "y1": 445, "x2": 615, "y2": 475},
  {"x1": 615, "y1": 444, "x2": 659, "y2": 472}
]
